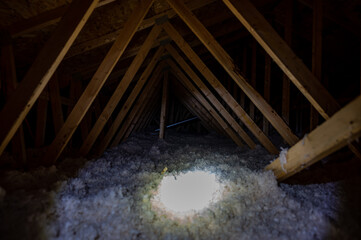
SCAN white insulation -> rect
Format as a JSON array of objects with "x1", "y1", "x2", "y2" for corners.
[{"x1": 0, "y1": 131, "x2": 360, "y2": 239}]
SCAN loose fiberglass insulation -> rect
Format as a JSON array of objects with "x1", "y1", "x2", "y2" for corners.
[{"x1": 0, "y1": 131, "x2": 360, "y2": 239}]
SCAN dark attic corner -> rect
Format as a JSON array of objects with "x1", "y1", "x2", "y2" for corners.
[{"x1": 0, "y1": 0, "x2": 361, "y2": 238}]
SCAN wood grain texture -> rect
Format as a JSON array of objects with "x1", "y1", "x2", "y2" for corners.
[
  {"x1": 0, "y1": 0, "x2": 99, "y2": 157},
  {"x1": 266, "y1": 96, "x2": 361, "y2": 181},
  {"x1": 43, "y1": 0, "x2": 154, "y2": 163},
  {"x1": 166, "y1": 0, "x2": 298, "y2": 146}
]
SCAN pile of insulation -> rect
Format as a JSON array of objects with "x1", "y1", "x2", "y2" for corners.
[{"x1": 0, "y1": 131, "x2": 360, "y2": 239}]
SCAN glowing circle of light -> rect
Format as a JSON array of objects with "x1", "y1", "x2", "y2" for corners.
[{"x1": 153, "y1": 170, "x2": 224, "y2": 216}]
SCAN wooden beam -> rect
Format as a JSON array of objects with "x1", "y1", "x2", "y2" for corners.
[
  {"x1": 168, "y1": 60, "x2": 244, "y2": 147},
  {"x1": 134, "y1": 92, "x2": 159, "y2": 133},
  {"x1": 159, "y1": 71, "x2": 169, "y2": 139},
  {"x1": 1, "y1": 39, "x2": 27, "y2": 167},
  {"x1": 43, "y1": 0, "x2": 154, "y2": 163},
  {"x1": 166, "y1": 53, "x2": 257, "y2": 149},
  {"x1": 281, "y1": 0, "x2": 293, "y2": 125},
  {"x1": 65, "y1": 0, "x2": 215, "y2": 59},
  {"x1": 310, "y1": 0, "x2": 323, "y2": 130},
  {"x1": 266, "y1": 96, "x2": 361, "y2": 181},
  {"x1": 110, "y1": 68, "x2": 163, "y2": 147},
  {"x1": 165, "y1": 0, "x2": 299, "y2": 146},
  {"x1": 263, "y1": 55, "x2": 271, "y2": 136},
  {"x1": 172, "y1": 77, "x2": 227, "y2": 135},
  {"x1": 172, "y1": 81, "x2": 224, "y2": 134},
  {"x1": 35, "y1": 98, "x2": 48, "y2": 147},
  {"x1": 0, "y1": 0, "x2": 99, "y2": 157},
  {"x1": 240, "y1": 47, "x2": 247, "y2": 109},
  {"x1": 8, "y1": 0, "x2": 115, "y2": 37},
  {"x1": 249, "y1": 41, "x2": 257, "y2": 120},
  {"x1": 163, "y1": 27, "x2": 278, "y2": 153},
  {"x1": 222, "y1": 0, "x2": 339, "y2": 119},
  {"x1": 78, "y1": 26, "x2": 162, "y2": 156},
  {"x1": 96, "y1": 58, "x2": 164, "y2": 154},
  {"x1": 111, "y1": 83, "x2": 160, "y2": 144},
  {"x1": 48, "y1": 73, "x2": 64, "y2": 134}
]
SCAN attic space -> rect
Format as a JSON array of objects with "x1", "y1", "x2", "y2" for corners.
[{"x1": 0, "y1": 0, "x2": 361, "y2": 239}]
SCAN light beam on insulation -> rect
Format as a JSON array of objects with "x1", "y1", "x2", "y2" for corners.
[{"x1": 152, "y1": 170, "x2": 224, "y2": 218}]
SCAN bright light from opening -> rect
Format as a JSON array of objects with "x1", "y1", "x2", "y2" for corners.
[{"x1": 152, "y1": 170, "x2": 224, "y2": 216}]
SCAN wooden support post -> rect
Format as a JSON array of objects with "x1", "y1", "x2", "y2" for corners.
[
  {"x1": 263, "y1": 55, "x2": 271, "y2": 135},
  {"x1": 48, "y1": 73, "x2": 64, "y2": 134},
  {"x1": 222, "y1": 0, "x2": 339, "y2": 118},
  {"x1": 168, "y1": 61, "x2": 245, "y2": 147},
  {"x1": 1, "y1": 38, "x2": 27, "y2": 166},
  {"x1": 164, "y1": 0, "x2": 299, "y2": 146},
  {"x1": 282, "y1": 0, "x2": 293, "y2": 125},
  {"x1": 44, "y1": 0, "x2": 154, "y2": 163},
  {"x1": 97, "y1": 59, "x2": 164, "y2": 154},
  {"x1": 0, "y1": 0, "x2": 98, "y2": 157},
  {"x1": 164, "y1": 31, "x2": 278, "y2": 153},
  {"x1": 249, "y1": 41, "x2": 257, "y2": 119},
  {"x1": 78, "y1": 26, "x2": 162, "y2": 156},
  {"x1": 266, "y1": 96, "x2": 361, "y2": 181},
  {"x1": 35, "y1": 98, "x2": 48, "y2": 147},
  {"x1": 310, "y1": 0, "x2": 323, "y2": 130},
  {"x1": 159, "y1": 71, "x2": 169, "y2": 139}
]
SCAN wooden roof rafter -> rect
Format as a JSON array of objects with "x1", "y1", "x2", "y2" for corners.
[
  {"x1": 165, "y1": 44, "x2": 278, "y2": 154},
  {"x1": 97, "y1": 60, "x2": 165, "y2": 154},
  {"x1": 163, "y1": 0, "x2": 299, "y2": 147},
  {"x1": 42, "y1": 0, "x2": 155, "y2": 164},
  {"x1": 0, "y1": 0, "x2": 99, "y2": 158},
  {"x1": 167, "y1": 59, "x2": 244, "y2": 147},
  {"x1": 222, "y1": 0, "x2": 361, "y2": 160},
  {"x1": 266, "y1": 96, "x2": 361, "y2": 181},
  {"x1": 78, "y1": 25, "x2": 163, "y2": 156}
]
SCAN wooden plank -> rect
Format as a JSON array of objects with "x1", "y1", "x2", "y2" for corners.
[
  {"x1": 265, "y1": 96, "x2": 361, "y2": 181},
  {"x1": 164, "y1": 28, "x2": 278, "y2": 153},
  {"x1": 78, "y1": 26, "x2": 162, "y2": 156},
  {"x1": 43, "y1": 0, "x2": 154, "y2": 163},
  {"x1": 263, "y1": 55, "x2": 271, "y2": 136},
  {"x1": 222, "y1": 0, "x2": 339, "y2": 119},
  {"x1": 96, "y1": 59, "x2": 164, "y2": 154},
  {"x1": 35, "y1": 98, "x2": 48, "y2": 147},
  {"x1": 173, "y1": 68, "x2": 242, "y2": 143},
  {"x1": 173, "y1": 80, "x2": 227, "y2": 135},
  {"x1": 281, "y1": 0, "x2": 293, "y2": 125},
  {"x1": 240, "y1": 47, "x2": 247, "y2": 109},
  {"x1": 1, "y1": 40, "x2": 27, "y2": 166},
  {"x1": 0, "y1": 0, "x2": 99, "y2": 157},
  {"x1": 167, "y1": 55, "x2": 257, "y2": 149},
  {"x1": 165, "y1": 0, "x2": 299, "y2": 146},
  {"x1": 110, "y1": 69, "x2": 163, "y2": 147},
  {"x1": 159, "y1": 71, "x2": 169, "y2": 139},
  {"x1": 116, "y1": 86, "x2": 160, "y2": 146},
  {"x1": 310, "y1": 0, "x2": 323, "y2": 130},
  {"x1": 65, "y1": 0, "x2": 215, "y2": 59},
  {"x1": 48, "y1": 73, "x2": 64, "y2": 134},
  {"x1": 249, "y1": 41, "x2": 257, "y2": 120},
  {"x1": 168, "y1": 60, "x2": 244, "y2": 147},
  {"x1": 134, "y1": 93, "x2": 159, "y2": 133},
  {"x1": 8, "y1": 0, "x2": 116, "y2": 37}
]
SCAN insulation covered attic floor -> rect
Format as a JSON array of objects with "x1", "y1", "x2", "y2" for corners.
[{"x1": 0, "y1": 130, "x2": 360, "y2": 239}]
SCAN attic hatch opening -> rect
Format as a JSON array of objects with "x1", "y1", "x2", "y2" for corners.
[{"x1": 151, "y1": 170, "x2": 225, "y2": 219}]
